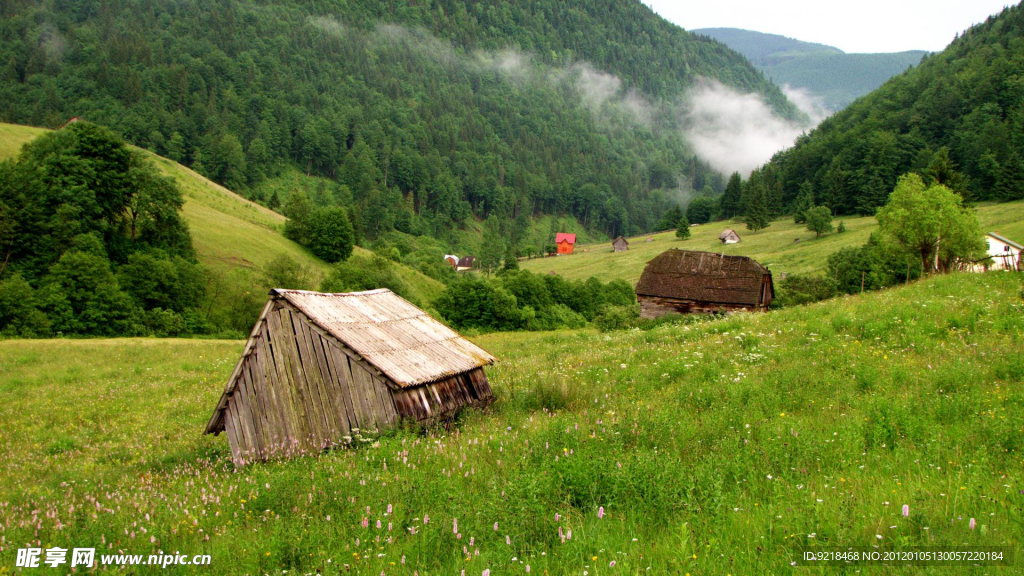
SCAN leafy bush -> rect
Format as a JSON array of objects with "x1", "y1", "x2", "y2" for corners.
[
  {"x1": 593, "y1": 304, "x2": 640, "y2": 331},
  {"x1": 773, "y1": 274, "x2": 839, "y2": 308}
]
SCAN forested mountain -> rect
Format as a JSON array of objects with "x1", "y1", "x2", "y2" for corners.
[
  {"x1": 0, "y1": 0, "x2": 795, "y2": 242},
  {"x1": 751, "y1": 4, "x2": 1024, "y2": 216},
  {"x1": 695, "y1": 28, "x2": 927, "y2": 111}
]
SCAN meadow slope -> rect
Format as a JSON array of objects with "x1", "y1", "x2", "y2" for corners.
[
  {"x1": 0, "y1": 123, "x2": 445, "y2": 314},
  {"x1": 0, "y1": 272, "x2": 1021, "y2": 573},
  {"x1": 521, "y1": 202, "x2": 1024, "y2": 285}
]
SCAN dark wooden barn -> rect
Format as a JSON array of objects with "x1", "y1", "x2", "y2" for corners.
[
  {"x1": 204, "y1": 288, "x2": 495, "y2": 465},
  {"x1": 634, "y1": 249, "x2": 773, "y2": 318}
]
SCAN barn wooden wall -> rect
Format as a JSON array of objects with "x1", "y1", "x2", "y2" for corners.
[
  {"x1": 391, "y1": 368, "x2": 493, "y2": 423},
  {"x1": 223, "y1": 302, "x2": 398, "y2": 464},
  {"x1": 638, "y1": 295, "x2": 768, "y2": 319}
]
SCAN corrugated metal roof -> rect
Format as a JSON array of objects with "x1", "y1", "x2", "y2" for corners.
[
  {"x1": 635, "y1": 249, "x2": 772, "y2": 306},
  {"x1": 275, "y1": 289, "x2": 495, "y2": 388},
  {"x1": 987, "y1": 232, "x2": 1023, "y2": 250},
  {"x1": 555, "y1": 233, "x2": 577, "y2": 244}
]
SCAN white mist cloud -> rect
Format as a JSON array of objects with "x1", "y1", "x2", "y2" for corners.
[
  {"x1": 305, "y1": 19, "x2": 822, "y2": 179},
  {"x1": 781, "y1": 84, "x2": 831, "y2": 124},
  {"x1": 682, "y1": 80, "x2": 816, "y2": 176}
]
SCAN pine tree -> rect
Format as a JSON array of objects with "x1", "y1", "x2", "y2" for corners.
[
  {"x1": 744, "y1": 181, "x2": 770, "y2": 233},
  {"x1": 993, "y1": 152, "x2": 1024, "y2": 201},
  {"x1": 792, "y1": 180, "x2": 815, "y2": 224},
  {"x1": 718, "y1": 172, "x2": 743, "y2": 218},
  {"x1": 675, "y1": 213, "x2": 690, "y2": 240},
  {"x1": 925, "y1": 147, "x2": 971, "y2": 201}
]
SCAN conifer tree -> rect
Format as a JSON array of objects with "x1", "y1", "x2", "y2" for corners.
[
  {"x1": 792, "y1": 181, "x2": 815, "y2": 224},
  {"x1": 744, "y1": 181, "x2": 770, "y2": 233},
  {"x1": 718, "y1": 172, "x2": 743, "y2": 218},
  {"x1": 675, "y1": 213, "x2": 690, "y2": 240}
]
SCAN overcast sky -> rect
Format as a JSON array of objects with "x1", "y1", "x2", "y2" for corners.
[{"x1": 644, "y1": 0, "x2": 1016, "y2": 53}]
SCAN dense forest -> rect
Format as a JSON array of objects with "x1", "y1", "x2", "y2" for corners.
[
  {"x1": 0, "y1": 0, "x2": 796, "y2": 241},
  {"x1": 751, "y1": 4, "x2": 1024, "y2": 215}
]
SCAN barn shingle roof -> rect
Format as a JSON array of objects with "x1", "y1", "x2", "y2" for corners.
[
  {"x1": 635, "y1": 249, "x2": 772, "y2": 307},
  {"x1": 275, "y1": 289, "x2": 494, "y2": 388}
]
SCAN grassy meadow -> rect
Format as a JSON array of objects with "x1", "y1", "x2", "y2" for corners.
[
  {"x1": 1, "y1": 271, "x2": 1021, "y2": 574},
  {"x1": 521, "y1": 201, "x2": 1024, "y2": 285},
  {"x1": 0, "y1": 123, "x2": 445, "y2": 314}
]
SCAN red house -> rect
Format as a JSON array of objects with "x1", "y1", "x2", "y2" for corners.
[{"x1": 555, "y1": 233, "x2": 577, "y2": 255}]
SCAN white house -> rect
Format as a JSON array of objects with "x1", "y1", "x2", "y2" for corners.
[{"x1": 970, "y1": 232, "x2": 1022, "y2": 271}]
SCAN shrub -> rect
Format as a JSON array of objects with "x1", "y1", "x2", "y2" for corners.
[
  {"x1": 593, "y1": 304, "x2": 640, "y2": 331},
  {"x1": 773, "y1": 274, "x2": 838, "y2": 307}
]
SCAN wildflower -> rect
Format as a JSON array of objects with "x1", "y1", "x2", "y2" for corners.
[
  {"x1": 483, "y1": 570, "x2": 490, "y2": 576},
  {"x1": 454, "y1": 518, "x2": 458, "y2": 534},
  {"x1": 598, "y1": 506, "x2": 605, "y2": 519},
  {"x1": 424, "y1": 515, "x2": 429, "y2": 524},
  {"x1": 902, "y1": 505, "x2": 909, "y2": 517},
  {"x1": 494, "y1": 522, "x2": 499, "y2": 531},
  {"x1": 969, "y1": 518, "x2": 976, "y2": 530},
  {"x1": 609, "y1": 561, "x2": 616, "y2": 567},
  {"x1": 506, "y1": 535, "x2": 511, "y2": 545}
]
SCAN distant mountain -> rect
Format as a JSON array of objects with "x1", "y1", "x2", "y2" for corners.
[
  {"x1": 758, "y1": 4, "x2": 1024, "y2": 215},
  {"x1": 694, "y1": 28, "x2": 928, "y2": 111}
]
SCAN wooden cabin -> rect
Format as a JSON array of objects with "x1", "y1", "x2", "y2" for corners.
[
  {"x1": 456, "y1": 256, "x2": 476, "y2": 271},
  {"x1": 555, "y1": 233, "x2": 577, "y2": 254},
  {"x1": 719, "y1": 229, "x2": 741, "y2": 244},
  {"x1": 634, "y1": 249, "x2": 773, "y2": 318},
  {"x1": 204, "y1": 288, "x2": 495, "y2": 465},
  {"x1": 612, "y1": 236, "x2": 629, "y2": 252}
]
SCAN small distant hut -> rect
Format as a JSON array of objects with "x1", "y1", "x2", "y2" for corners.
[
  {"x1": 634, "y1": 249, "x2": 773, "y2": 318},
  {"x1": 444, "y1": 254, "x2": 459, "y2": 268},
  {"x1": 457, "y1": 256, "x2": 476, "y2": 271},
  {"x1": 204, "y1": 288, "x2": 495, "y2": 465},
  {"x1": 612, "y1": 236, "x2": 629, "y2": 252},
  {"x1": 555, "y1": 233, "x2": 577, "y2": 254},
  {"x1": 719, "y1": 229, "x2": 741, "y2": 244}
]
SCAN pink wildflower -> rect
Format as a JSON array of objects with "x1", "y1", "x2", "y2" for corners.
[
  {"x1": 598, "y1": 506, "x2": 605, "y2": 519},
  {"x1": 902, "y1": 505, "x2": 909, "y2": 517},
  {"x1": 969, "y1": 518, "x2": 976, "y2": 530}
]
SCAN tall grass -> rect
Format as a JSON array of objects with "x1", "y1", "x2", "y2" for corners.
[{"x1": 0, "y1": 272, "x2": 1021, "y2": 573}]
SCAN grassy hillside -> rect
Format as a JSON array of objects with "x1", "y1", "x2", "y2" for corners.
[
  {"x1": 0, "y1": 272, "x2": 1020, "y2": 573},
  {"x1": 521, "y1": 201, "x2": 1024, "y2": 285},
  {"x1": 0, "y1": 123, "x2": 445, "y2": 315}
]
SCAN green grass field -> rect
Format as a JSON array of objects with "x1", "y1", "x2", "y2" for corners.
[
  {"x1": 1, "y1": 272, "x2": 1021, "y2": 573},
  {"x1": 522, "y1": 202, "x2": 1024, "y2": 285},
  {"x1": 0, "y1": 123, "x2": 445, "y2": 314}
]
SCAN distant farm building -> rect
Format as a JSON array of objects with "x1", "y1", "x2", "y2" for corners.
[
  {"x1": 555, "y1": 233, "x2": 577, "y2": 254},
  {"x1": 612, "y1": 236, "x2": 629, "y2": 252},
  {"x1": 635, "y1": 249, "x2": 774, "y2": 318},
  {"x1": 971, "y1": 232, "x2": 1022, "y2": 271},
  {"x1": 457, "y1": 256, "x2": 476, "y2": 271},
  {"x1": 719, "y1": 229, "x2": 741, "y2": 244},
  {"x1": 444, "y1": 254, "x2": 459, "y2": 268},
  {"x1": 204, "y1": 288, "x2": 495, "y2": 465}
]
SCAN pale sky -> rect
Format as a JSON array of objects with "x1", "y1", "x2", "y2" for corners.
[{"x1": 645, "y1": 0, "x2": 1017, "y2": 53}]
